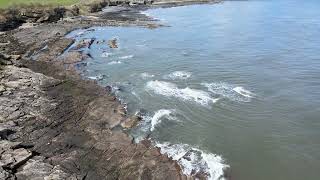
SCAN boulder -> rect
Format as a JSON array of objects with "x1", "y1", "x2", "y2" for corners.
[{"x1": 108, "y1": 38, "x2": 118, "y2": 48}]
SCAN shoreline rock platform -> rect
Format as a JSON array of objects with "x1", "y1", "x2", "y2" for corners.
[{"x1": 0, "y1": 1, "x2": 223, "y2": 179}]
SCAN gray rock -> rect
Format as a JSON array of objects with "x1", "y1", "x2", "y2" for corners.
[
  {"x1": 0, "y1": 167, "x2": 14, "y2": 180},
  {"x1": 0, "y1": 148, "x2": 32, "y2": 169},
  {"x1": 0, "y1": 121, "x2": 17, "y2": 139},
  {"x1": 70, "y1": 38, "x2": 95, "y2": 50}
]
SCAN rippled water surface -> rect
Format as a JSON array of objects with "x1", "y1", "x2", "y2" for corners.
[{"x1": 67, "y1": 0, "x2": 320, "y2": 179}]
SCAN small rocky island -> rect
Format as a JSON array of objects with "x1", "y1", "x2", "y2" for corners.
[{"x1": 0, "y1": 0, "x2": 224, "y2": 179}]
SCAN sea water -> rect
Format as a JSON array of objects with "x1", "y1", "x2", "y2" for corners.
[{"x1": 67, "y1": 0, "x2": 320, "y2": 179}]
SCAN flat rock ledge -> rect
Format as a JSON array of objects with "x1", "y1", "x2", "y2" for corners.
[{"x1": 0, "y1": 62, "x2": 189, "y2": 179}]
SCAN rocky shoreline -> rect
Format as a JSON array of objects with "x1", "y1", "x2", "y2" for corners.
[{"x1": 0, "y1": 1, "x2": 224, "y2": 179}]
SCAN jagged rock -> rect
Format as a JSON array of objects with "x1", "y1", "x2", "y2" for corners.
[
  {"x1": 70, "y1": 38, "x2": 95, "y2": 50},
  {"x1": 15, "y1": 156, "x2": 75, "y2": 180},
  {"x1": 0, "y1": 85, "x2": 5, "y2": 95},
  {"x1": 108, "y1": 38, "x2": 118, "y2": 48},
  {"x1": 0, "y1": 167, "x2": 14, "y2": 180},
  {"x1": 0, "y1": 148, "x2": 32, "y2": 169},
  {"x1": 0, "y1": 140, "x2": 22, "y2": 150},
  {"x1": 121, "y1": 115, "x2": 142, "y2": 128}
]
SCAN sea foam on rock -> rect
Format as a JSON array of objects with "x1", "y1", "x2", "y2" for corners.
[
  {"x1": 146, "y1": 80, "x2": 219, "y2": 106},
  {"x1": 155, "y1": 142, "x2": 229, "y2": 180}
]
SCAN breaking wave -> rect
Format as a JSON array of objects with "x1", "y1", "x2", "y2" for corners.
[
  {"x1": 107, "y1": 60, "x2": 122, "y2": 65},
  {"x1": 155, "y1": 142, "x2": 229, "y2": 180},
  {"x1": 150, "y1": 109, "x2": 175, "y2": 131},
  {"x1": 166, "y1": 71, "x2": 192, "y2": 80},
  {"x1": 140, "y1": 72, "x2": 155, "y2": 79},
  {"x1": 202, "y1": 82, "x2": 255, "y2": 102},
  {"x1": 233, "y1": 86, "x2": 255, "y2": 98},
  {"x1": 101, "y1": 52, "x2": 112, "y2": 57},
  {"x1": 119, "y1": 55, "x2": 134, "y2": 59},
  {"x1": 88, "y1": 74, "x2": 105, "y2": 81},
  {"x1": 146, "y1": 81, "x2": 219, "y2": 106}
]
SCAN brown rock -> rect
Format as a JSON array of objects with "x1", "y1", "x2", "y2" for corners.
[
  {"x1": 70, "y1": 38, "x2": 95, "y2": 50},
  {"x1": 108, "y1": 38, "x2": 118, "y2": 48},
  {"x1": 60, "y1": 51, "x2": 90, "y2": 64},
  {"x1": 121, "y1": 115, "x2": 142, "y2": 129}
]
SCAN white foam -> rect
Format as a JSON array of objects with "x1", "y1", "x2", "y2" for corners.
[
  {"x1": 233, "y1": 86, "x2": 254, "y2": 98},
  {"x1": 107, "y1": 61, "x2": 122, "y2": 65},
  {"x1": 155, "y1": 142, "x2": 229, "y2": 180},
  {"x1": 140, "y1": 72, "x2": 155, "y2": 79},
  {"x1": 88, "y1": 74, "x2": 105, "y2": 81},
  {"x1": 167, "y1": 71, "x2": 192, "y2": 80},
  {"x1": 146, "y1": 81, "x2": 218, "y2": 106},
  {"x1": 77, "y1": 31, "x2": 84, "y2": 36},
  {"x1": 202, "y1": 82, "x2": 255, "y2": 102},
  {"x1": 140, "y1": 11, "x2": 151, "y2": 17},
  {"x1": 119, "y1": 55, "x2": 134, "y2": 59},
  {"x1": 101, "y1": 52, "x2": 112, "y2": 57},
  {"x1": 150, "y1": 109, "x2": 174, "y2": 131}
]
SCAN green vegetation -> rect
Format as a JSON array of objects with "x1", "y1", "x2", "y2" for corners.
[{"x1": 0, "y1": 0, "x2": 79, "y2": 9}]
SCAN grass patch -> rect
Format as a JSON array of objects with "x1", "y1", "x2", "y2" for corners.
[{"x1": 0, "y1": 0, "x2": 80, "y2": 9}]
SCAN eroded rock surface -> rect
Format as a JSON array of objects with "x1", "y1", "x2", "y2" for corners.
[{"x1": 0, "y1": 62, "x2": 187, "y2": 179}]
